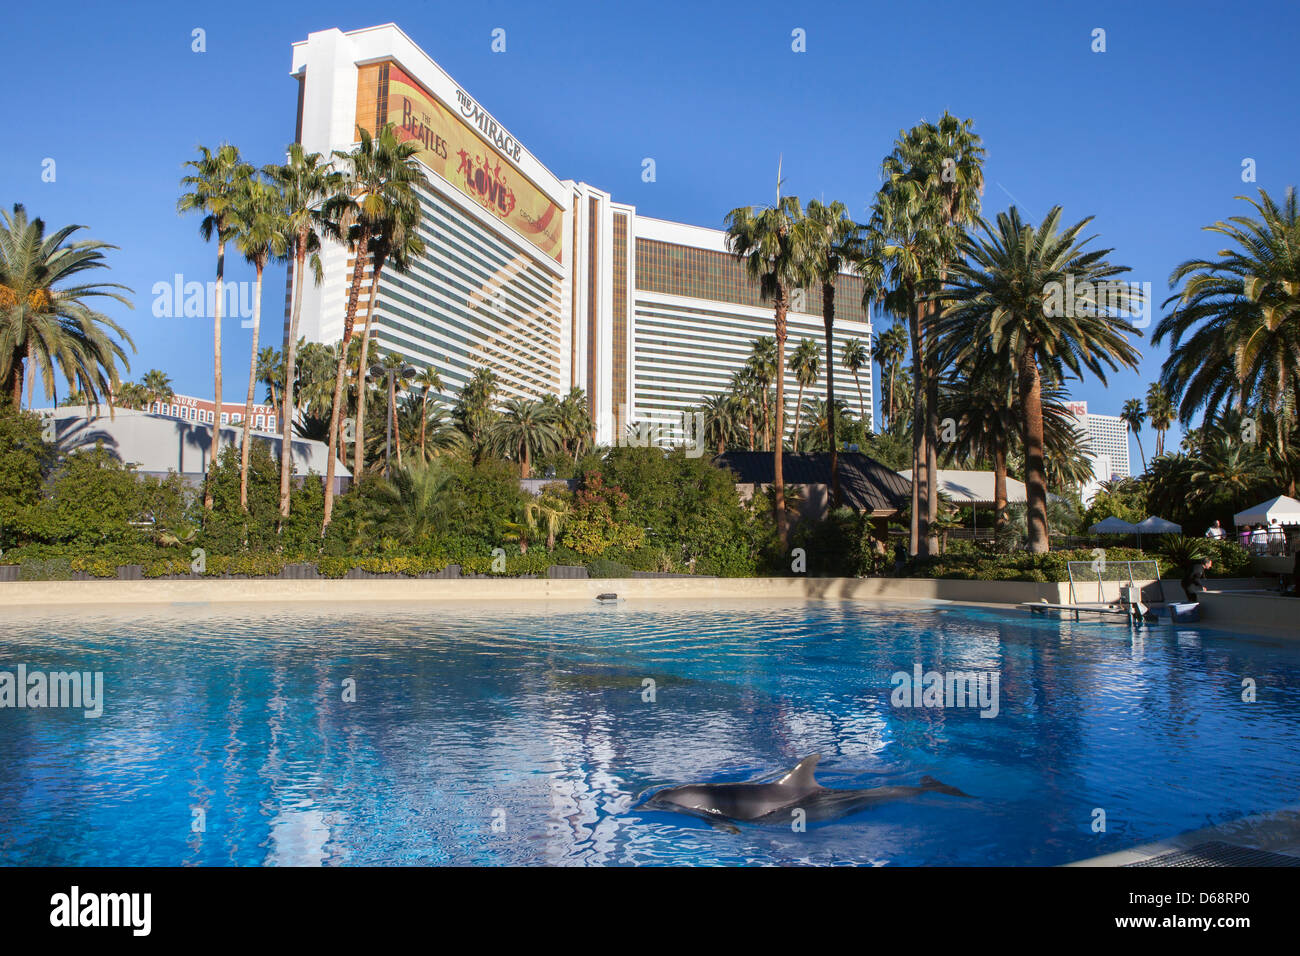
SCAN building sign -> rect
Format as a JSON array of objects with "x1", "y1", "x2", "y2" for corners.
[{"x1": 355, "y1": 61, "x2": 563, "y2": 263}]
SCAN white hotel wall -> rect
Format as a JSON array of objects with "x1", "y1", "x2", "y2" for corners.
[{"x1": 288, "y1": 25, "x2": 874, "y2": 444}]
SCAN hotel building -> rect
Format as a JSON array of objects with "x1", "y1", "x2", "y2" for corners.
[
  {"x1": 1066, "y1": 401, "x2": 1132, "y2": 503},
  {"x1": 133, "y1": 393, "x2": 279, "y2": 433},
  {"x1": 287, "y1": 24, "x2": 872, "y2": 445}
]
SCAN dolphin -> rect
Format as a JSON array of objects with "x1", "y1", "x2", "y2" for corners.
[{"x1": 636, "y1": 754, "x2": 971, "y2": 833}]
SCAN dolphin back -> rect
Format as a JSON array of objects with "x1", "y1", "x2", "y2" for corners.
[{"x1": 920, "y1": 775, "x2": 972, "y2": 798}]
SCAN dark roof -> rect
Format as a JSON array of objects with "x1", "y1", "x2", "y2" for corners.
[{"x1": 713, "y1": 451, "x2": 910, "y2": 514}]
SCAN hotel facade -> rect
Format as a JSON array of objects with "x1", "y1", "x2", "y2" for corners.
[
  {"x1": 1065, "y1": 400, "x2": 1132, "y2": 504},
  {"x1": 287, "y1": 25, "x2": 872, "y2": 445}
]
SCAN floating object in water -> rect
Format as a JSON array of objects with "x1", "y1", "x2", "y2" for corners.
[{"x1": 595, "y1": 592, "x2": 620, "y2": 604}]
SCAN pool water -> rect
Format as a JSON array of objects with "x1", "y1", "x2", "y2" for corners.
[{"x1": 1, "y1": 599, "x2": 1297, "y2": 866}]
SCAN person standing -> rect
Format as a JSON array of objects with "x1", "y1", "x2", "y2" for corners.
[{"x1": 1205, "y1": 520, "x2": 1225, "y2": 540}]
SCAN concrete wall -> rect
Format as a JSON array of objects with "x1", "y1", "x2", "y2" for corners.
[
  {"x1": 0, "y1": 576, "x2": 1075, "y2": 608},
  {"x1": 1200, "y1": 590, "x2": 1299, "y2": 633}
]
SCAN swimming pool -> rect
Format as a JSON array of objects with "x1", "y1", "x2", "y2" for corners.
[{"x1": 1, "y1": 599, "x2": 1297, "y2": 865}]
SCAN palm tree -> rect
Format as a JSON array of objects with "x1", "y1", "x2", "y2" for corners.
[
  {"x1": 178, "y1": 143, "x2": 254, "y2": 509},
  {"x1": 1155, "y1": 187, "x2": 1300, "y2": 475},
  {"x1": 265, "y1": 144, "x2": 340, "y2": 519},
  {"x1": 257, "y1": 347, "x2": 283, "y2": 411},
  {"x1": 729, "y1": 367, "x2": 759, "y2": 450},
  {"x1": 231, "y1": 176, "x2": 289, "y2": 510},
  {"x1": 140, "y1": 369, "x2": 174, "y2": 409},
  {"x1": 800, "y1": 199, "x2": 860, "y2": 502},
  {"x1": 365, "y1": 460, "x2": 454, "y2": 546},
  {"x1": 557, "y1": 387, "x2": 594, "y2": 460},
  {"x1": 862, "y1": 113, "x2": 985, "y2": 557},
  {"x1": 841, "y1": 337, "x2": 870, "y2": 423},
  {"x1": 491, "y1": 397, "x2": 561, "y2": 478},
  {"x1": 937, "y1": 206, "x2": 1142, "y2": 552},
  {"x1": 0, "y1": 204, "x2": 133, "y2": 412},
  {"x1": 350, "y1": 202, "x2": 426, "y2": 483},
  {"x1": 412, "y1": 365, "x2": 443, "y2": 458},
  {"x1": 726, "y1": 196, "x2": 812, "y2": 554},
  {"x1": 699, "y1": 392, "x2": 742, "y2": 454},
  {"x1": 790, "y1": 338, "x2": 820, "y2": 452},
  {"x1": 1189, "y1": 436, "x2": 1271, "y2": 513},
  {"x1": 114, "y1": 381, "x2": 149, "y2": 410},
  {"x1": 796, "y1": 397, "x2": 853, "y2": 453},
  {"x1": 524, "y1": 490, "x2": 571, "y2": 552},
  {"x1": 1146, "y1": 382, "x2": 1175, "y2": 457},
  {"x1": 320, "y1": 123, "x2": 427, "y2": 528},
  {"x1": 455, "y1": 367, "x2": 500, "y2": 462},
  {"x1": 1121, "y1": 398, "x2": 1148, "y2": 473},
  {"x1": 745, "y1": 336, "x2": 778, "y2": 450},
  {"x1": 873, "y1": 323, "x2": 908, "y2": 430}
]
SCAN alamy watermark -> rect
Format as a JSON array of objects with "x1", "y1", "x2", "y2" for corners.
[
  {"x1": 151, "y1": 274, "x2": 259, "y2": 326},
  {"x1": 1042, "y1": 275, "x2": 1151, "y2": 328},
  {"x1": 890, "y1": 664, "x2": 1000, "y2": 718},
  {"x1": 0, "y1": 664, "x2": 104, "y2": 718}
]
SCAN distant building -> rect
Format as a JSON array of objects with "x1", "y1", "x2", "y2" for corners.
[
  {"x1": 117, "y1": 392, "x2": 279, "y2": 433},
  {"x1": 36, "y1": 408, "x2": 348, "y2": 491},
  {"x1": 288, "y1": 24, "x2": 872, "y2": 446},
  {"x1": 1065, "y1": 401, "x2": 1131, "y2": 504}
]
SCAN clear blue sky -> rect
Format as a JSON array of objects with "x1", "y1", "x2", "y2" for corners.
[{"x1": 3, "y1": 0, "x2": 1295, "y2": 461}]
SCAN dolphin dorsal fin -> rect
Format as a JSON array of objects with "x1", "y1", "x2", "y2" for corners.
[{"x1": 777, "y1": 754, "x2": 821, "y2": 789}]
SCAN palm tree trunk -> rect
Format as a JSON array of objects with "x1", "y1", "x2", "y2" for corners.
[
  {"x1": 419, "y1": 389, "x2": 429, "y2": 460},
  {"x1": 1133, "y1": 429, "x2": 1147, "y2": 472},
  {"x1": 887, "y1": 366, "x2": 895, "y2": 431},
  {"x1": 205, "y1": 237, "x2": 227, "y2": 511},
  {"x1": 8, "y1": 347, "x2": 23, "y2": 408},
  {"x1": 822, "y1": 281, "x2": 839, "y2": 507},
  {"x1": 239, "y1": 263, "x2": 265, "y2": 511},
  {"x1": 521, "y1": 442, "x2": 530, "y2": 479},
  {"x1": 994, "y1": 442, "x2": 1008, "y2": 531},
  {"x1": 908, "y1": 292, "x2": 927, "y2": 557},
  {"x1": 353, "y1": 260, "x2": 384, "y2": 480},
  {"x1": 794, "y1": 383, "x2": 806, "y2": 452},
  {"x1": 854, "y1": 372, "x2": 866, "y2": 422},
  {"x1": 925, "y1": 333, "x2": 940, "y2": 556},
  {"x1": 773, "y1": 291, "x2": 789, "y2": 554},
  {"x1": 390, "y1": 378, "x2": 403, "y2": 468},
  {"x1": 1019, "y1": 347, "x2": 1049, "y2": 553},
  {"x1": 24, "y1": 345, "x2": 34, "y2": 409},
  {"x1": 280, "y1": 237, "x2": 307, "y2": 519},
  {"x1": 323, "y1": 225, "x2": 372, "y2": 529}
]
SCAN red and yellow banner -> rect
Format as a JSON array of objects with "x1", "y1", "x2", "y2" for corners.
[{"x1": 355, "y1": 62, "x2": 564, "y2": 263}]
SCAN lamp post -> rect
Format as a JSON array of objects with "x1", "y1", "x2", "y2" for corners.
[{"x1": 369, "y1": 362, "x2": 418, "y2": 477}]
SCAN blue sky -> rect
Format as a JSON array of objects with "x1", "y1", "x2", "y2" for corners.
[{"x1": 3, "y1": 0, "x2": 1295, "y2": 461}]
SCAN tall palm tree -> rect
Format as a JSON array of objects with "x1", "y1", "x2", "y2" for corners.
[
  {"x1": 320, "y1": 124, "x2": 427, "y2": 528},
  {"x1": 0, "y1": 204, "x2": 133, "y2": 412},
  {"x1": 790, "y1": 338, "x2": 820, "y2": 452},
  {"x1": 491, "y1": 397, "x2": 561, "y2": 478},
  {"x1": 557, "y1": 387, "x2": 593, "y2": 460},
  {"x1": 937, "y1": 206, "x2": 1142, "y2": 552},
  {"x1": 729, "y1": 367, "x2": 759, "y2": 450},
  {"x1": 862, "y1": 113, "x2": 985, "y2": 557},
  {"x1": 800, "y1": 199, "x2": 860, "y2": 502},
  {"x1": 873, "y1": 323, "x2": 908, "y2": 430},
  {"x1": 350, "y1": 202, "x2": 426, "y2": 483},
  {"x1": 455, "y1": 366, "x2": 500, "y2": 462},
  {"x1": 265, "y1": 144, "x2": 340, "y2": 518},
  {"x1": 231, "y1": 176, "x2": 289, "y2": 510},
  {"x1": 1145, "y1": 382, "x2": 1175, "y2": 457},
  {"x1": 178, "y1": 144, "x2": 253, "y2": 509},
  {"x1": 726, "y1": 196, "x2": 812, "y2": 554},
  {"x1": 1121, "y1": 397, "x2": 1148, "y2": 473},
  {"x1": 841, "y1": 337, "x2": 870, "y2": 423},
  {"x1": 1155, "y1": 187, "x2": 1300, "y2": 474},
  {"x1": 114, "y1": 381, "x2": 148, "y2": 410}
]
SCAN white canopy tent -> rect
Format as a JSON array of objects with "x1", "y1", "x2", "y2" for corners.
[
  {"x1": 1234, "y1": 495, "x2": 1300, "y2": 527},
  {"x1": 1134, "y1": 516, "x2": 1182, "y2": 534},
  {"x1": 1089, "y1": 516, "x2": 1138, "y2": 534}
]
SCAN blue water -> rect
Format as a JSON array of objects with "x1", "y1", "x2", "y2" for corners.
[{"x1": 1, "y1": 599, "x2": 1297, "y2": 866}]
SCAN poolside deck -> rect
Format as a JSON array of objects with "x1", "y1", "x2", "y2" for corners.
[{"x1": 1067, "y1": 804, "x2": 1300, "y2": 866}]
